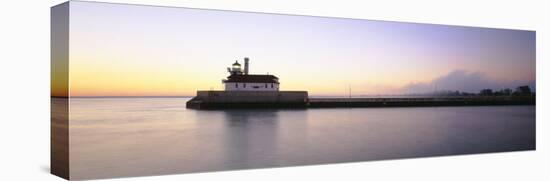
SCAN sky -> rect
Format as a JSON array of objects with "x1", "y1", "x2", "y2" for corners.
[{"x1": 58, "y1": 1, "x2": 536, "y2": 97}]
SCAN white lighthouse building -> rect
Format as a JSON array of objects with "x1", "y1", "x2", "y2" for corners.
[{"x1": 222, "y1": 57, "x2": 280, "y2": 91}]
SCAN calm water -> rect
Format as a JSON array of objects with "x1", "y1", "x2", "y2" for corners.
[{"x1": 68, "y1": 98, "x2": 535, "y2": 179}]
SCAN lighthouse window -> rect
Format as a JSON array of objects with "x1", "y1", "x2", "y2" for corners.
[
  {"x1": 265, "y1": 84, "x2": 268, "y2": 88},
  {"x1": 244, "y1": 83, "x2": 246, "y2": 88},
  {"x1": 235, "y1": 83, "x2": 238, "y2": 88},
  {"x1": 271, "y1": 84, "x2": 273, "y2": 88}
]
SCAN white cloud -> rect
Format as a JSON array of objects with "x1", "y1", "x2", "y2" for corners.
[{"x1": 400, "y1": 70, "x2": 535, "y2": 94}]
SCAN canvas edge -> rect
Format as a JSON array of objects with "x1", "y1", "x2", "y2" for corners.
[{"x1": 51, "y1": 1, "x2": 70, "y2": 180}]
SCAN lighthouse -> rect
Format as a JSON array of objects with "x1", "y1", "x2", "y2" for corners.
[
  {"x1": 222, "y1": 57, "x2": 280, "y2": 91},
  {"x1": 187, "y1": 57, "x2": 308, "y2": 109}
]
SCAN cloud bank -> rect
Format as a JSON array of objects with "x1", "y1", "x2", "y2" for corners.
[{"x1": 400, "y1": 70, "x2": 535, "y2": 94}]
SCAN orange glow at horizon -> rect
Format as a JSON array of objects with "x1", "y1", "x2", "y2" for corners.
[{"x1": 61, "y1": 2, "x2": 535, "y2": 97}]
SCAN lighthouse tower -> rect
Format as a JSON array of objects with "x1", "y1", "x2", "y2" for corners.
[{"x1": 222, "y1": 57, "x2": 279, "y2": 91}]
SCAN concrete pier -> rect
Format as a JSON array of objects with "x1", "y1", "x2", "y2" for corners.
[
  {"x1": 186, "y1": 91, "x2": 309, "y2": 109},
  {"x1": 186, "y1": 91, "x2": 535, "y2": 110},
  {"x1": 308, "y1": 96, "x2": 535, "y2": 108}
]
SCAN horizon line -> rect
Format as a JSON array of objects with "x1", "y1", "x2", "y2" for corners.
[{"x1": 54, "y1": 96, "x2": 194, "y2": 98}]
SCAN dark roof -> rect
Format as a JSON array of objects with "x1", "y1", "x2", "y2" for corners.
[
  {"x1": 232, "y1": 61, "x2": 241, "y2": 66},
  {"x1": 224, "y1": 74, "x2": 279, "y2": 83}
]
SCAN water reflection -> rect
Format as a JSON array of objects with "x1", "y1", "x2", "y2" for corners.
[
  {"x1": 51, "y1": 97, "x2": 69, "y2": 178},
  {"x1": 222, "y1": 110, "x2": 280, "y2": 168},
  {"x1": 66, "y1": 98, "x2": 535, "y2": 180}
]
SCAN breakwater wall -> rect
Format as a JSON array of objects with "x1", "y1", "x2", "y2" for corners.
[
  {"x1": 186, "y1": 91, "x2": 535, "y2": 110},
  {"x1": 308, "y1": 96, "x2": 535, "y2": 108},
  {"x1": 186, "y1": 91, "x2": 309, "y2": 109}
]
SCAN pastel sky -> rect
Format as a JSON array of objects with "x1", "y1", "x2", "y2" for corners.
[{"x1": 62, "y1": 1, "x2": 536, "y2": 97}]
